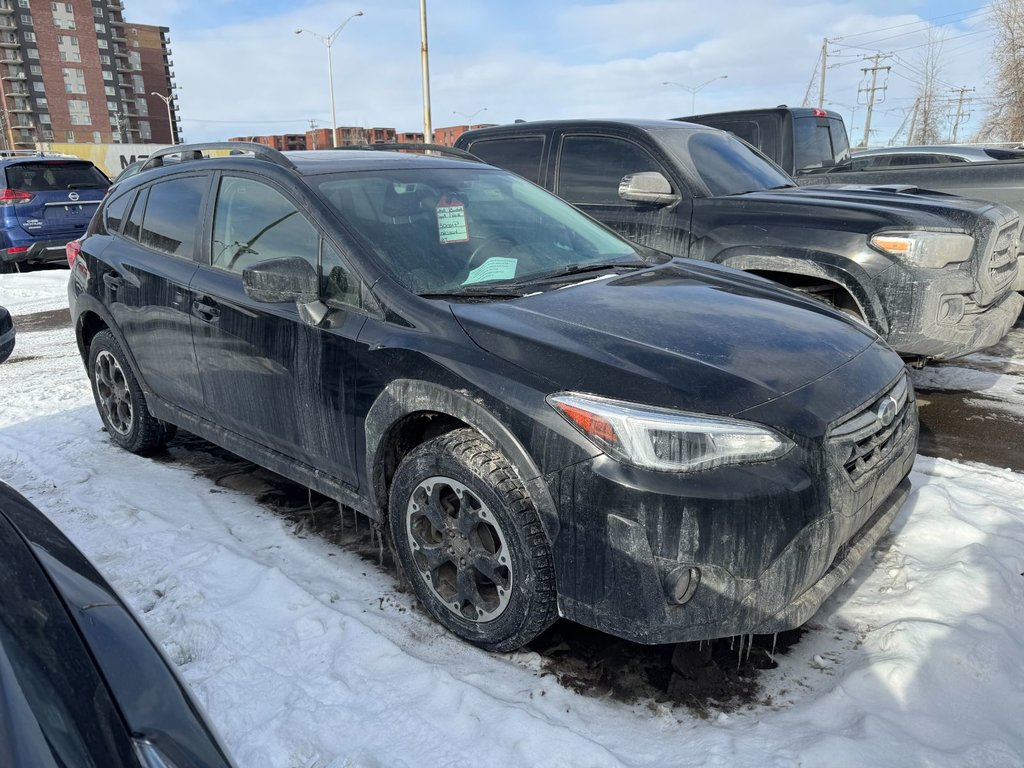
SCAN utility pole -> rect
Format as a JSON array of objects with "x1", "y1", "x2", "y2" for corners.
[
  {"x1": 859, "y1": 53, "x2": 891, "y2": 148},
  {"x1": 309, "y1": 119, "x2": 318, "y2": 150},
  {"x1": 949, "y1": 86, "x2": 975, "y2": 143},
  {"x1": 419, "y1": 0, "x2": 432, "y2": 144},
  {"x1": 818, "y1": 38, "x2": 829, "y2": 109}
]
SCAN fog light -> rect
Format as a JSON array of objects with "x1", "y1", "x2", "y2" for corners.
[
  {"x1": 937, "y1": 295, "x2": 965, "y2": 324},
  {"x1": 663, "y1": 566, "x2": 700, "y2": 605}
]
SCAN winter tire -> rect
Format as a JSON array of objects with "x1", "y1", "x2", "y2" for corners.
[
  {"x1": 389, "y1": 428, "x2": 557, "y2": 652},
  {"x1": 88, "y1": 330, "x2": 176, "y2": 453}
]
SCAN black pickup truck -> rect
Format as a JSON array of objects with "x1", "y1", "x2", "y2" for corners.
[
  {"x1": 681, "y1": 107, "x2": 1024, "y2": 280},
  {"x1": 455, "y1": 118, "x2": 1023, "y2": 362}
]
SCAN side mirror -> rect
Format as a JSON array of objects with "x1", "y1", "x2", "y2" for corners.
[
  {"x1": 618, "y1": 171, "x2": 680, "y2": 206},
  {"x1": 242, "y1": 257, "x2": 319, "y2": 304}
]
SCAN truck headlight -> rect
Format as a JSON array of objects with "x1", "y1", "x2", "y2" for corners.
[
  {"x1": 870, "y1": 231, "x2": 974, "y2": 268},
  {"x1": 548, "y1": 393, "x2": 794, "y2": 472}
]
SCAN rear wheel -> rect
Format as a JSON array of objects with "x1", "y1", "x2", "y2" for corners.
[
  {"x1": 389, "y1": 429, "x2": 556, "y2": 652},
  {"x1": 88, "y1": 330, "x2": 176, "y2": 453},
  {"x1": 0, "y1": 261, "x2": 18, "y2": 275}
]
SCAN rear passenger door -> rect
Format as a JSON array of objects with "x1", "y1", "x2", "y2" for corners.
[
  {"x1": 189, "y1": 173, "x2": 365, "y2": 487},
  {"x1": 552, "y1": 131, "x2": 692, "y2": 257},
  {"x1": 99, "y1": 175, "x2": 207, "y2": 414}
]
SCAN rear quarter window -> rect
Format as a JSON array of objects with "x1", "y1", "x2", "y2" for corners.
[
  {"x1": 4, "y1": 162, "x2": 109, "y2": 191},
  {"x1": 103, "y1": 190, "x2": 132, "y2": 233}
]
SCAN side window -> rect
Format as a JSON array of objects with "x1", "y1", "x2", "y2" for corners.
[
  {"x1": 103, "y1": 189, "x2": 132, "y2": 233},
  {"x1": 467, "y1": 137, "x2": 545, "y2": 183},
  {"x1": 123, "y1": 186, "x2": 148, "y2": 241},
  {"x1": 321, "y1": 240, "x2": 362, "y2": 309},
  {"x1": 211, "y1": 176, "x2": 318, "y2": 273},
  {"x1": 139, "y1": 176, "x2": 206, "y2": 258},
  {"x1": 557, "y1": 135, "x2": 663, "y2": 205},
  {"x1": 889, "y1": 154, "x2": 940, "y2": 167}
]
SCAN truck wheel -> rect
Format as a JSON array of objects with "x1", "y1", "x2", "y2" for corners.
[
  {"x1": 389, "y1": 428, "x2": 557, "y2": 652},
  {"x1": 0, "y1": 338, "x2": 12, "y2": 364},
  {"x1": 88, "y1": 330, "x2": 176, "y2": 453}
]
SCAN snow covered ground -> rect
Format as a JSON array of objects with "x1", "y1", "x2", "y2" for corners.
[{"x1": 2, "y1": 272, "x2": 1023, "y2": 768}]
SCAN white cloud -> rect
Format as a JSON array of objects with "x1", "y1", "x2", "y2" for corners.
[{"x1": 119, "y1": 0, "x2": 996, "y2": 146}]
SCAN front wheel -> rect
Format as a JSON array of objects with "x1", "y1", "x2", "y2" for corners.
[
  {"x1": 389, "y1": 429, "x2": 557, "y2": 652},
  {"x1": 88, "y1": 330, "x2": 176, "y2": 453}
]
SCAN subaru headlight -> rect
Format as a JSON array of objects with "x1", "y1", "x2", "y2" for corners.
[
  {"x1": 870, "y1": 231, "x2": 974, "y2": 268},
  {"x1": 548, "y1": 393, "x2": 794, "y2": 472}
]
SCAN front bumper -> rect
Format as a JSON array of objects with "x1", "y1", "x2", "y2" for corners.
[
  {"x1": 882, "y1": 270, "x2": 1023, "y2": 359},
  {"x1": 1, "y1": 239, "x2": 73, "y2": 268},
  {"x1": 546, "y1": 370, "x2": 918, "y2": 645}
]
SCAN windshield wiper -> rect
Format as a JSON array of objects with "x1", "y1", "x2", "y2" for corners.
[
  {"x1": 417, "y1": 285, "x2": 527, "y2": 300},
  {"x1": 511, "y1": 260, "x2": 649, "y2": 286}
]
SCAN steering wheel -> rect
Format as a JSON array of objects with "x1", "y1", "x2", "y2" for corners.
[{"x1": 466, "y1": 236, "x2": 517, "y2": 270}]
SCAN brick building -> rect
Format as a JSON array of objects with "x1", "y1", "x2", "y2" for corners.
[
  {"x1": 433, "y1": 124, "x2": 492, "y2": 147},
  {"x1": 228, "y1": 133, "x2": 306, "y2": 151},
  {"x1": 0, "y1": 0, "x2": 177, "y2": 149}
]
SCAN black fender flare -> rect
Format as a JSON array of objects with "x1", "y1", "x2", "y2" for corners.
[
  {"x1": 715, "y1": 249, "x2": 890, "y2": 336},
  {"x1": 363, "y1": 379, "x2": 560, "y2": 545},
  {"x1": 71, "y1": 292, "x2": 153, "y2": 389}
]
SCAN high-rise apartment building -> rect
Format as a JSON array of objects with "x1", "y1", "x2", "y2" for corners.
[{"x1": 0, "y1": 0, "x2": 177, "y2": 149}]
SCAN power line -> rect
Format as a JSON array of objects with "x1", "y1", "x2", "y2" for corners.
[{"x1": 831, "y1": 6, "x2": 988, "y2": 42}]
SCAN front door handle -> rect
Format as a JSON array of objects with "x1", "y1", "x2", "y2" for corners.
[{"x1": 192, "y1": 298, "x2": 221, "y2": 322}]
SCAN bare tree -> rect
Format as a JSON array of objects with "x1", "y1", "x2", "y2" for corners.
[
  {"x1": 910, "y1": 30, "x2": 946, "y2": 144},
  {"x1": 980, "y1": 0, "x2": 1024, "y2": 142}
]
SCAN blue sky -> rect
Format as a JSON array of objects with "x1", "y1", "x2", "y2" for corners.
[{"x1": 122, "y1": 0, "x2": 996, "y2": 146}]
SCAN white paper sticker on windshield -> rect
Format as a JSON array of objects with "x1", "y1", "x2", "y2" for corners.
[
  {"x1": 437, "y1": 194, "x2": 469, "y2": 244},
  {"x1": 463, "y1": 257, "x2": 518, "y2": 285}
]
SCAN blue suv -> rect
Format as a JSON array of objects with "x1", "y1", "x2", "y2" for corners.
[{"x1": 0, "y1": 154, "x2": 109, "y2": 273}]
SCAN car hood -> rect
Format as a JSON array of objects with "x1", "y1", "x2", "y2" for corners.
[
  {"x1": 451, "y1": 260, "x2": 881, "y2": 416},
  {"x1": 746, "y1": 183, "x2": 1007, "y2": 228}
]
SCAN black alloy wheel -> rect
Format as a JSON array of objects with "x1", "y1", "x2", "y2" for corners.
[
  {"x1": 389, "y1": 429, "x2": 556, "y2": 652},
  {"x1": 87, "y1": 330, "x2": 176, "y2": 453}
]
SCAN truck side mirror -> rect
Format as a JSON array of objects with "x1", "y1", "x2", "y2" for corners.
[{"x1": 618, "y1": 172, "x2": 680, "y2": 206}]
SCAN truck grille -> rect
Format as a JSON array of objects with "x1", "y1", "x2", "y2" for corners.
[
  {"x1": 829, "y1": 372, "x2": 915, "y2": 486},
  {"x1": 978, "y1": 221, "x2": 1020, "y2": 304}
]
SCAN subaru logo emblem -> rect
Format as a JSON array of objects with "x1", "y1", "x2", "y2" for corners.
[
  {"x1": 876, "y1": 396, "x2": 898, "y2": 427},
  {"x1": 68, "y1": 191, "x2": 80, "y2": 202}
]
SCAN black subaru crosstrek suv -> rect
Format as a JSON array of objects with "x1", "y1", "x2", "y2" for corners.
[{"x1": 68, "y1": 142, "x2": 918, "y2": 651}]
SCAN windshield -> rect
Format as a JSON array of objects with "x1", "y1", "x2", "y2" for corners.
[
  {"x1": 316, "y1": 167, "x2": 641, "y2": 294},
  {"x1": 654, "y1": 128, "x2": 794, "y2": 197}
]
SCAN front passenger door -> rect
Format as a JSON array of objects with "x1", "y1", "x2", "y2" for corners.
[
  {"x1": 553, "y1": 133, "x2": 692, "y2": 257},
  {"x1": 189, "y1": 174, "x2": 365, "y2": 487}
]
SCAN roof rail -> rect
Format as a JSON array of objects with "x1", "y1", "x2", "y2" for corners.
[
  {"x1": 331, "y1": 143, "x2": 483, "y2": 162},
  {"x1": 0, "y1": 149, "x2": 78, "y2": 158},
  {"x1": 140, "y1": 142, "x2": 297, "y2": 173}
]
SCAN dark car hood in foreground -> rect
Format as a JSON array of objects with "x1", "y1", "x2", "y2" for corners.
[
  {"x1": 0, "y1": 482, "x2": 235, "y2": 768},
  {"x1": 453, "y1": 260, "x2": 880, "y2": 416}
]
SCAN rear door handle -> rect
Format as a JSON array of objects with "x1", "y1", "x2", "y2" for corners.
[{"x1": 102, "y1": 273, "x2": 123, "y2": 291}]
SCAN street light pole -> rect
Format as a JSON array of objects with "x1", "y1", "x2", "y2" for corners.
[
  {"x1": 662, "y1": 75, "x2": 729, "y2": 113},
  {"x1": 296, "y1": 10, "x2": 363, "y2": 148},
  {"x1": 452, "y1": 107, "x2": 486, "y2": 123},
  {"x1": 420, "y1": 0, "x2": 432, "y2": 144},
  {"x1": 150, "y1": 91, "x2": 177, "y2": 144}
]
